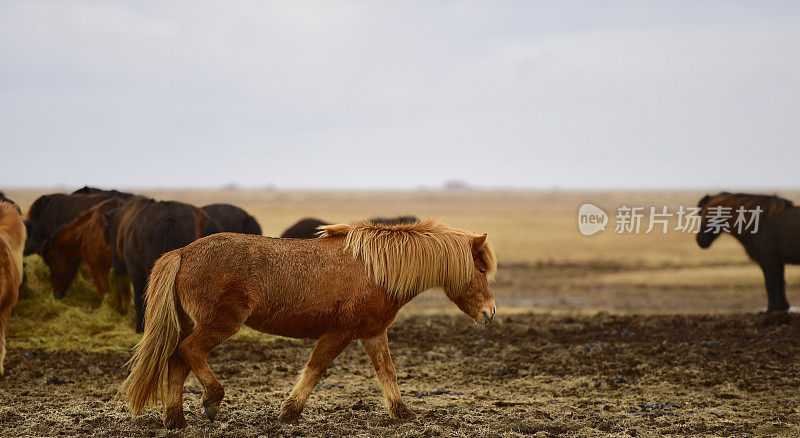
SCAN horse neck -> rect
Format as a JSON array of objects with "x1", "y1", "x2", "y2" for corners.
[
  {"x1": 83, "y1": 216, "x2": 110, "y2": 252},
  {"x1": 60, "y1": 222, "x2": 87, "y2": 248},
  {"x1": 729, "y1": 227, "x2": 762, "y2": 260}
]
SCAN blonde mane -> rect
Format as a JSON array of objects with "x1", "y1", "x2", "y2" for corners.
[
  {"x1": 0, "y1": 202, "x2": 26, "y2": 283},
  {"x1": 320, "y1": 218, "x2": 497, "y2": 300}
]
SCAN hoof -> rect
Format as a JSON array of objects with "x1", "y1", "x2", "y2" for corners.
[
  {"x1": 163, "y1": 412, "x2": 187, "y2": 429},
  {"x1": 762, "y1": 311, "x2": 792, "y2": 327},
  {"x1": 279, "y1": 402, "x2": 303, "y2": 423},
  {"x1": 390, "y1": 403, "x2": 417, "y2": 422},
  {"x1": 203, "y1": 404, "x2": 218, "y2": 422}
]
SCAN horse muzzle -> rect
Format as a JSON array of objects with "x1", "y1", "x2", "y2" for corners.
[{"x1": 478, "y1": 306, "x2": 496, "y2": 325}]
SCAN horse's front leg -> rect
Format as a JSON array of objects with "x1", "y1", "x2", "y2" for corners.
[
  {"x1": 362, "y1": 331, "x2": 417, "y2": 421},
  {"x1": 761, "y1": 261, "x2": 789, "y2": 312},
  {"x1": 280, "y1": 332, "x2": 351, "y2": 422},
  {"x1": 86, "y1": 257, "x2": 110, "y2": 304}
]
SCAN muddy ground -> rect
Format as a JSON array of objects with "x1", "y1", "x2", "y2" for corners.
[{"x1": 2, "y1": 312, "x2": 800, "y2": 437}]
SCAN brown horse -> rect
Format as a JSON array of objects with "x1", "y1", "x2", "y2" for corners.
[
  {"x1": 41, "y1": 198, "x2": 131, "y2": 311},
  {"x1": 24, "y1": 190, "x2": 133, "y2": 256},
  {"x1": 0, "y1": 201, "x2": 26, "y2": 375},
  {"x1": 119, "y1": 218, "x2": 497, "y2": 429},
  {"x1": 697, "y1": 192, "x2": 800, "y2": 311},
  {"x1": 104, "y1": 198, "x2": 220, "y2": 332}
]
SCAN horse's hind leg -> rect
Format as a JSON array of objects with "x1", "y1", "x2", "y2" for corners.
[
  {"x1": 163, "y1": 350, "x2": 191, "y2": 429},
  {"x1": 129, "y1": 265, "x2": 147, "y2": 333},
  {"x1": 178, "y1": 296, "x2": 249, "y2": 422},
  {"x1": 280, "y1": 333, "x2": 352, "y2": 422},
  {"x1": 163, "y1": 314, "x2": 194, "y2": 429}
]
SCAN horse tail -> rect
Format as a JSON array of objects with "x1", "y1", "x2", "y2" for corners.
[{"x1": 118, "y1": 249, "x2": 183, "y2": 415}]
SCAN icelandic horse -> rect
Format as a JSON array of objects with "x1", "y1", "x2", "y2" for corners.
[
  {"x1": 697, "y1": 192, "x2": 800, "y2": 312},
  {"x1": 41, "y1": 198, "x2": 131, "y2": 311},
  {"x1": 119, "y1": 218, "x2": 497, "y2": 428},
  {"x1": 102, "y1": 198, "x2": 220, "y2": 333},
  {"x1": 24, "y1": 189, "x2": 132, "y2": 256},
  {"x1": 0, "y1": 200, "x2": 26, "y2": 375},
  {"x1": 200, "y1": 204, "x2": 262, "y2": 235}
]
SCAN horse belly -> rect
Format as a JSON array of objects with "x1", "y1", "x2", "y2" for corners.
[
  {"x1": 244, "y1": 306, "x2": 334, "y2": 339},
  {"x1": 242, "y1": 282, "x2": 394, "y2": 340}
]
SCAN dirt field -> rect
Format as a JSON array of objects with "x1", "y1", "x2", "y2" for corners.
[
  {"x1": 2, "y1": 189, "x2": 800, "y2": 436},
  {"x1": 3, "y1": 311, "x2": 800, "y2": 437}
]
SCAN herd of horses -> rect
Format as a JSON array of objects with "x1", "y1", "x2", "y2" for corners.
[
  {"x1": 25, "y1": 187, "x2": 260, "y2": 332},
  {"x1": 0, "y1": 188, "x2": 799, "y2": 429}
]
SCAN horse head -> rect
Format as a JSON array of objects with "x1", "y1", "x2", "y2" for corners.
[{"x1": 445, "y1": 234, "x2": 497, "y2": 325}]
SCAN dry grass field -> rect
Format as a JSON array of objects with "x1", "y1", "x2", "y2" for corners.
[{"x1": 2, "y1": 189, "x2": 800, "y2": 436}]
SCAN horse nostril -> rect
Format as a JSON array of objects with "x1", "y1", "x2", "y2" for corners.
[{"x1": 491, "y1": 306, "x2": 496, "y2": 318}]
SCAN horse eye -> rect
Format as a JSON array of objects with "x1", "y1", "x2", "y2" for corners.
[{"x1": 479, "y1": 268, "x2": 486, "y2": 274}]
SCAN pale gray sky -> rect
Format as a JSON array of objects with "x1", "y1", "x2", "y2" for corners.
[{"x1": 1, "y1": 1, "x2": 799, "y2": 189}]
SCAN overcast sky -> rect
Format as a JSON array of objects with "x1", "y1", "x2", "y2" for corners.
[{"x1": 1, "y1": 1, "x2": 799, "y2": 189}]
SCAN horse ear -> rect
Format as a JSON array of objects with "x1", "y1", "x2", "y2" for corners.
[{"x1": 472, "y1": 234, "x2": 487, "y2": 252}]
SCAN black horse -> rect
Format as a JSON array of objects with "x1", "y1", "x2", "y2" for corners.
[
  {"x1": 280, "y1": 216, "x2": 419, "y2": 239},
  {"x1": 103, "y1": 197, "x2": 220, "y2": 332},
  {"x1": 280, "y1": 218, "x2": 328, "y2": 239},
  {"x1": 201, "y1": 204, "x2": 262, "y2": 235},
  {"x1": 697, "y1": 192, "x2": 800, "y2": 312},
  {"x1": 24, "y1": 189, "x2": 134, "y2": 256}
]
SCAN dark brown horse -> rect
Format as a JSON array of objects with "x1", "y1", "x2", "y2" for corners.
[
  {"x1": 281, "y1": 216, "x2": 419, "y2": 239},
  {"x1": 104, "y1": 198, "x2": 220, "y2": 332},
  {"x1": 697, "y1": 192, "x2": 800, "y2": 311},
  {"x1": 280, "y1": 217, "x2": 328, "y2": 239},
  {"x1": 72, "y1": 186, "x2": 131, "y2": 197},
  {"x1": 119, "y1": 218, "x2": 497, "y2": 429},
  {"x1": 0, "y1": 201, "x2": 25, "y2": 375},
  {"x1": 201, "y1": 204, "x2": 262, "y2": 235},
  {"x1": 41, "y1": 198, "x2": 131, "y2": 311},
  {"x1": 24, "y1": 189, "x2": 133, "y2": 256}
]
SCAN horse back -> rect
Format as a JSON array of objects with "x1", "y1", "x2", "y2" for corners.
[
  {"x1": 123, "y1": 201, "x2": 205, "y2": 269},
  {"x1": 757, "y1": 207, "x2": 800, "y2": 263},
  {"x1": 281, "y1": 218, "x2": 328, "y2": 239},
  {"x1": 201, "y1": 204, "x2": 261, "y2": 235},
  {"x1": 174, "y1": 233, "x2": 398, "y2": 339},
  {"x1": 25, "y1": 192, "x2": 128, "y2": 255}
]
